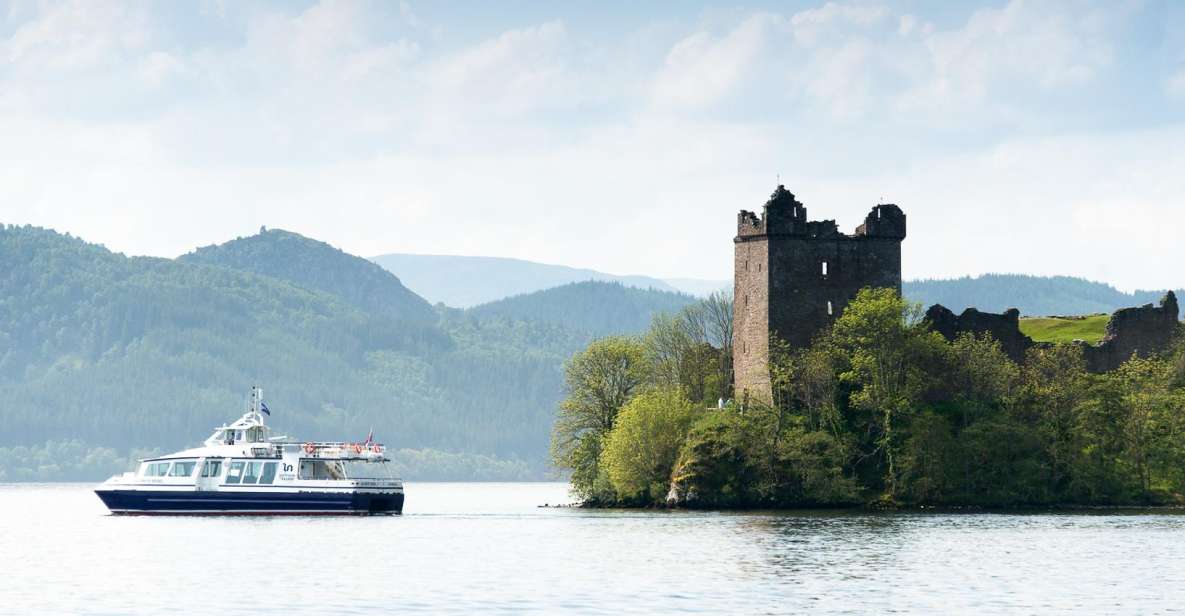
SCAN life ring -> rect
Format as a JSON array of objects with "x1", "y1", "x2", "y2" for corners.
[
  {"x1": 371, "y1": 443, "x2": 381, "y2": 453},
  {"x1": 353, "y1": 443, "x2": 363, "y2": 454},
  {"x1": 303, "y1": 442, "x2": 316, "y2": 455}
]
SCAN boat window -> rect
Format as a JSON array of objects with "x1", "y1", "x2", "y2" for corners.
[
  {"x1": 142, "y1": 462, "x2": 171, "y2": 477},
  {"x1": 260, "y1": 462, "x2": 277, "y2": 485},
  {"x1": 201, "y1": 459, "x2": 223, "y2": 478},
  {"x1": 298, "y1": 460, "x2": 346, "y2": 480},
  {"x1": 169, "y1": 460, "x2": 197, "y2": 477},
  {"x1": 247, "y1": 427, "x2": 266, "y2": 443},
  {"x1": 242, "y1": 461, "x2": 262, "y2": 485},
  {"x1": 343, "y1": 461, "x2": 398, "y2": 480},
  {"x1": 226, "y1": 461, "x2": 245, "y2": 484}
]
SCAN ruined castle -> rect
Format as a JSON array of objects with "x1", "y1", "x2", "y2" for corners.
[
  {"x1": 927, "y1": 292, "x2": 1180, "y2": 372},
  {"x1": 731, "y1": 185, "x2": 1180, "y2": 402},
  {"x1": 733, "y1": 185, "x2": 906, "y2": 401}
]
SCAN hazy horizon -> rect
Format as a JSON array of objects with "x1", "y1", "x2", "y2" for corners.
[{"x1": 3, "y1": 0, "x2": 1184, "y2": 291}]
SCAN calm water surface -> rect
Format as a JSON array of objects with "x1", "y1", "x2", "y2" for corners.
[{"x1": 1, "y1": 482, "x2": 1183, "y2": 614}]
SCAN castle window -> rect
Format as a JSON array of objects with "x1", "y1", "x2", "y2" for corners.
[
  {"x1": 827, "y1": 301, "x2": 833, "y2": 316},
  {"x1": 821, "y1": 261, "x2": 829, "y2": 277}
]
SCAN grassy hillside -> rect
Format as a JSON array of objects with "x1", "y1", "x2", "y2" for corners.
[
  {"x1": 467, "y1": 281, "x2": 698, "y2": 337},
  {"x1": 0, "y1": 225, "x2": 601, "y2": 480},
  {"x1": 371, "y1": 253, "x2": 678, "y2": 307},
  {"x1": 904, "y1": 274, "x2": 1182, "y2": 316},
  {"x1": 1019, "y1": 314, "x2": 1109, "y2": 344}
]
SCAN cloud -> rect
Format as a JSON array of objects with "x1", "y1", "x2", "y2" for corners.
[
  {"x1": 1167, "y1": 69, "x2": 1185, "y2": 100},
  {"x1": 0, "y1": 0, "x2": 1181, "y2": 293},
  {"x1": 651, "y1": 13, "x2": 777, "y2": 109},
  {"x1": 898, "y1": 0, "x2": 1116, "y2": 114},
  {"x1": 428, "y1": 21, "x2": 571, "y2": 116}
]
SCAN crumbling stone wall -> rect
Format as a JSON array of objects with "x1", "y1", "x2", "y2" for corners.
[
  {"x1": 924, "y1": 291, "x2": 1180, "y2": 373},
  {"x1": 924, "y1": 305, "x2": 1034, "y2": 363},
  {"x1": 1082, "y1": 291, "x2": 1179, "y2": 372},
  {"x1": 733, "y1": 185, "x2": 906, "y2": 402}
]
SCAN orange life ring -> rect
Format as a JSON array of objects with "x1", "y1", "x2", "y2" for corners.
[
  {"x1": 353, "y1": 443, "x2": 363, "y2": 454},
  {"x1": 303, "y1": 442, "x2": 316, "y2": 455}
]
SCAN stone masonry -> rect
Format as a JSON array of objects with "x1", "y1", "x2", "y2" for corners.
[
  {"x1": 733, "y1": 185, "x2": 906, "y2": 403},
  {"x1": 924, "y1": 291, "x2": 1180, "y2": 373}
]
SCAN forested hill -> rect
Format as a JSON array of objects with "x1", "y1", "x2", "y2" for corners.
[
  {"x1": 0, "y1": 225, "x2": 597, "y2": 481},
  {"x1": 903, "y1": 274, "x2": 1184, "y2": 316},
  {"x1": 467, "y1": 281, "x2": 698, "y2": 337},
  {"x1": 182, "y1": 229, "x2": 436, "y2": 324},
  {"x1": 371, "y1": 253, "x2": 681, "y2": 307}
]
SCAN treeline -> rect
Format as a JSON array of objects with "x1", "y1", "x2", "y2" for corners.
[
  {"x1": 469, "y1": 281, "x2": 697, "y2": 337},
  {"x1": 554, "y1": 288, "x2": 1185, "y2": 508}
]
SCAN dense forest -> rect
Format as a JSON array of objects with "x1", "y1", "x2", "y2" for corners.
[
  {"x1": 904, "y1": 274, "x2": 1184, "y2": 316},
  {"x1": 468, "y1": 281, "x2": 697, "y2": 337},
  {"x1": 555, "y1": 289, "x2": 1185, "y2": 508},
  {"x1": 0, "y1": 225, "x2": 683, "y2": 481}
]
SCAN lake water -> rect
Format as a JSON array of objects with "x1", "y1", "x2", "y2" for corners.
[{"x1": 1, "y1": 483, "x2": 1183, "y2": 615}]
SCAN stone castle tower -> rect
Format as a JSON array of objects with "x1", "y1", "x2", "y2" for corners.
[{"x1": 733, "y1": 185, "x2": 906, "y2": 402}]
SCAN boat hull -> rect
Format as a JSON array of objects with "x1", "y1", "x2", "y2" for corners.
[{"x1": 95, "y1": 489, "x2": 403, "y2": 515}]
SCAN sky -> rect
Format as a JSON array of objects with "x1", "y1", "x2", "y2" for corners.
[{"x1": 1, "y1": 0, "x2": 1183, "y2": 291}]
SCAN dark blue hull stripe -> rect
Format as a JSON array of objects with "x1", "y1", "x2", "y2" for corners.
[{"x1": 96, "y1": 489, "x2": 403, "y2": 514}]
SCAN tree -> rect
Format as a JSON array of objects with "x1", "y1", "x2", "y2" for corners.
[
  {"x1": 644, "y1": 307, "x2": 720, "y2": 405},
  {"x1": 1108, "y1": 356, "x2": 1179, "y2": 502},
  {"x1": 601, "y1": 387, "x2": 698, "y2": 503},
  {"x1": 946, "y1": 333, "x2": 1021, "y2": 428},
  {"x1": 550, "y1": 336, "x2": 649, "y2": 501},
  {"x1": 830, "y1": 287, "x2": 941, "y2": 499},
  {"x1": 1021, "y1": 344, "x2": 1088, "y2": 495},
  {"x1": 703, "y1": 290, "x2": 734, "y2": 400}
]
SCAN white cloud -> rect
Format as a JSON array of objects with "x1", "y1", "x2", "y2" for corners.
[
  {"x1": 651, "y1": 14, "x2": 777, "y2": 109},
  {"x1": 428, "y1": 21, "x2": 571, "y2": 116},
  {"x1": 0, "y1": 0, "x2": 1180, "y2": 294},
  {"x1": 1167, "y1": 69, "x2": 1185, "y2": 100},
  {"x1": 2, "y1": 1, "x2": 151, "y2": 73},
  {"x1": 901, "y1": 0, "x2": 1115, "y2": 113},
  {"x1": 789, "y1": 2, "x2": 887, "y2": 47}
]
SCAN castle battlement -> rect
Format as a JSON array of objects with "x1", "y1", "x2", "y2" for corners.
[{"x1": 737, "y1": 186, "x2": 906, "y2": 241}]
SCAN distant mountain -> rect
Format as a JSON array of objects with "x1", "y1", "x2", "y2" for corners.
[
  {"x1": 903, "y1": 274, "x2": 1183, "y2": 317},
  {"x1": 371, "y1": 253, "x2": 678, "y2": 308},
  {"x1": 468, "y1": 281, "x2": 699, "y2": 337},
  {"x1": 184, "y1": 229, "x2": 435, "y2": 324},
  {"x1": 0, "y1": 225, "x2": 608, "y2": 481}
]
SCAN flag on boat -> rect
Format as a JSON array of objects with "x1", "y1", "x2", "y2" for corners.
[{"x1": 260, "y1": 401, "x2": 270, "y2": 416}]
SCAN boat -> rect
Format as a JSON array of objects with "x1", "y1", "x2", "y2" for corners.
[{"x1": 94, "y1": 387, "x2": 404, "y2": 515}]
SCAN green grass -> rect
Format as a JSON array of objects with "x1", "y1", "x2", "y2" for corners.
[{"x1": 1019, "y1": 314, "x2": 1109, "y2": 344}]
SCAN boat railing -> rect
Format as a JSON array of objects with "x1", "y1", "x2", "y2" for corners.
[{"x1": 286, "y1": 441, "x2": 386, "y2": 458}]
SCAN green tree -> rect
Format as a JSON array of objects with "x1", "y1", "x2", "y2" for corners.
[
  {"x1": 601, "y1": 387, "x2": 698, "y2": 503},
  {"x1": 550, "y1": 336, "x2": 649, "y2": 501},
  {"x1": 1021, "y1": 344, "x2": 1089, "y2": 496},
  {"x1": 946, "y1": 333, "x2": 1021, "y2": 428},
  {"x1": 668, "y1": 409, "x2": 754, "y2": 507},
  {"x1": 830, "y1": 287, "x2": 942, "y2": 499}
]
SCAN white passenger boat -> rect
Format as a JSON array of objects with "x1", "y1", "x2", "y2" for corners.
[{"x1": 95, "y1": 387, "x2": 404, "y2": 515}]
